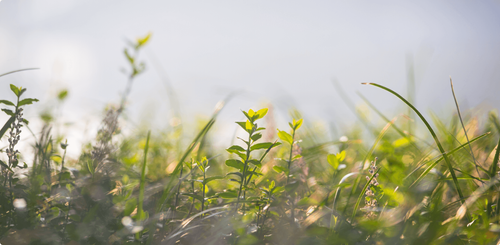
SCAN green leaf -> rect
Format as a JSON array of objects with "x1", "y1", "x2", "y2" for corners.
[
  {"x1": 273, "y1": 165, "x2": 287, "y2": 174},
  {"x1": 124, "y1": 49, "x2": 134, "y2": 64},
  {"x1": 58, "y1": 90, "x2": 68, "y2": 100},
  {"x1": 251, "y1": 142, "x2": 276, "y2": 151},
  {"x1": 293, "y1": 118, "x2": 303, "y2": 130},
  {"x1": 255, "y1": 108, "x2": 268, "y2": 120},
  {"x1": 218, "y1": 190, "x2": 238, "y2": 199},
  {"x1": 248, "y1": 109, "x2": 255, "y2": 118},
  {"x1": 251, "y1": 133, "x2": 262, "y2": 142},
  {"x1": 19, "y1": 88, "x2": 26, "y2": 97},
  {"x1": 337, "y1": 150, "x2": 346, "y2": 162},
  {"x1": 2, "y1": 109, "x2": 14, "y2": 116},
  {"x1": 226, "y1": 172, "x2": 243, "y2": 179},
  {"x1": 123, "y1": 198, "x2": 137, "y2": 216},
  {"x1": 69, "y1": 215, "x2": 81, "y2": 222},
  {"x1": 181, "y1": 193, "x2": 203, "y2": 202},
  {"x1": 285, "y1": 181, "x2": 299, "y2": 193},
  {"x1": 83, "y1": 204, "x2": 99, "y2": 223},
  {"x1": 204, "y1": 176, "x2": 224, "y2": 184},
  {"x1": 248, "y1": 159, "x2": 261, "y2": 168},
  {"x1": 393, "y1": 137, "x2": 410, "y2": 148},
  {"x1": 277, "y1": 130, "x2": 293, "y2": 145},
  {"x1": 227, "y1": 145, "x2": 245, "y2": 153},
  {"x1": 18, "y1": 98, "x2": 39, "y2": 106},
  {"x1": 0, "y1": 160, "x2": 12, "y2": 172},
  {"x1": 272, "y1": 186, "x2": 284, "y2": 194},
  {"x1": 234, "y1": 151, "x2": 247, "y2": 161},
  {"x1": 196, "y1": 162, "x2": 205, "y2": 173},
  {"x1": 136, "y1": 33, "x2": 152, "y2": 48},
  {"x1": 225, "y1": 159, "x2": 244, "y2": 171},
  {"x1": 236, "y1": 121, "x2": 248, "y2": 131},
  {"x1": 242, "y1": 110, "x2": 253, "y2": 122},
  {"x1": 10, "y1": 84, "x2": 19, "y2": 97},
  {"x1": 292, "y1": 154, "x2": 302, "y2": 161},
  {"x1": 0, "y1": 100, "x2": 14, "y2": 106},
  {"x1": 327, "y1": 154, "x2": 339, "y2": 169},
  {"x1": 245, "y1": 120, "x2": 253, "y2": 131}
]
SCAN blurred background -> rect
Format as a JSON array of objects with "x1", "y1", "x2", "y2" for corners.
[{"x1": 0, "y1": 0, "x2": 499, "y2": 156}]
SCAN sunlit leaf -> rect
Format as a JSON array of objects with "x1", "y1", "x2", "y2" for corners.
[
  {"x1": 277, "y1": 130, "x2": 293, "y2": 144},
  {"x1": 226, "y1": 159, "x2": 244, "y2": 171}
]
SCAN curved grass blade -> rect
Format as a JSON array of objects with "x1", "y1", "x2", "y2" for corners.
[
  {"x1": 362, "y1": 83, "x2": 467, "y2": 214},
  {"x1": 0, "y1": 68, "x2": 39, "y2": 78},
  {"x1": 408, "y1": 132, "x2": 490, "y2": 187}
]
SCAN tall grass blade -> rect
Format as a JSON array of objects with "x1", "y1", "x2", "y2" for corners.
[
  {"x1": 138, "y1": 131, "x2": 151, "y2": 220},
  {"x1": 362, "y1": 83, "x2": 467, "y2": 211},
  {"x1": 158, "y1": 97, "x2": 230, "y2": 214},
  {"x1": 450, "y1": 78, "x2": 481, "y2": 183},
  {"x1": 491, "y1": 136, "x2": 500, "y2": 178}
]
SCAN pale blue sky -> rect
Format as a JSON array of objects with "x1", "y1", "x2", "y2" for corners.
[{"x1": 1, "y1": 0, "x2": 500, "y2": 153}]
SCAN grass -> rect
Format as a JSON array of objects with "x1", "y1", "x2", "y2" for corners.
[{"x1": 0, "y1": 37, "x2": 499, "y2": 244}]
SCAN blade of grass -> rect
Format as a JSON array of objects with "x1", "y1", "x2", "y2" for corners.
[
  {"x1": 492, "y1": 137, "x2": 500, "y2": 177},
  {"x1": 406, "y1": 54, "x2": 416, "y2": 136},
  {"x1": 489, "y1": 113, "x2": 500, "y2": 177},
  {"x1": 351, "y1": 168, "x2": 380, "y2": 220},
  {"x1": 343, "y1": 117, "x2": 395, "y2": 215},
  {"x1": 157, "y1": 97, "x2": 230, "y2": 214},
  {"x1": 137, "y1": 130, "x2": 151, "y2": 238},
  {"x1": 0, "y1": 68, "x2": 39, "y2": 78},
  {"x1": 455, "y1": 177, "x2": 499, "y2": 220},
  {"x1": 363, "y1": 83, "x2": 468, "y2": 214},
  {"x1": 450, "y1": 78, "x2": 481, "y2": 184},
  {"x1": 357, "y1": 92, "x2": 421, "y2": 153},
  {"x1": 408, "y1": 132, "x2": 490, "y2": 187},
  {"x1": 331, "y1": 172, "x2": 358, "y2": 229},
  {"x1": 332, "y1": 79, "x2": 378, "y2": 136},
  {"x1": 0, "y1": 116, "x2": 15, "y2": 139}
]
